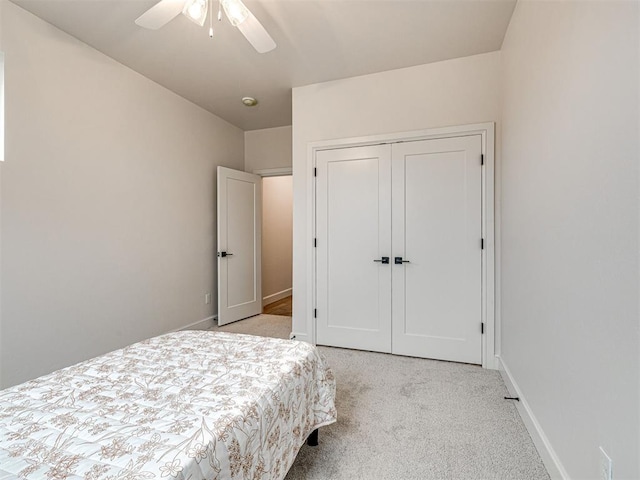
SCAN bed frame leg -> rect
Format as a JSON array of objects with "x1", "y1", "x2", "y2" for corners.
[{"x1": 307, "y1": 429, "x2": 319, "y2": 446}]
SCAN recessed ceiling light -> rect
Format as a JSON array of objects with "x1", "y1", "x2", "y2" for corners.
[{"x1": 242, "y1": 97, "x2": 258, "y2": 107}]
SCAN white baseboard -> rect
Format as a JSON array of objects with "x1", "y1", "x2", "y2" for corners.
[
  {"x1": 496, "y1": 355, "x2": 570, "y2": 480},
  {"x1": 263, "y1": 288, "x2": 292, "y2": 307},
  {"x1": 173, "y1": 315, "x2": 217, "y2": 332}
]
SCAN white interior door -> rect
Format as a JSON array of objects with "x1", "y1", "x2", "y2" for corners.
[
  {"x1": 391, "y1": 135, "x2": 483, "y2": 364},
  {"x1": 316, "y1": 145, "x2": 392, "y2": 352},
  {"x1": 217, "y1": 167, "x2": 262, "y2": 326}
]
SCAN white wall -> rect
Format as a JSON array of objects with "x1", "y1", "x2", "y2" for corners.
[
  {"x1": 244, "y1": 125, "x2": 292, "y2": 173},
  {"x1": 291, "y1": 51, "x2": 502, "y2": 342},
  {"x1": 500, "y1": 1, "x2": 639, "y2": 478},
  {"x1": 0, "y1": 2, "x2": 244, "y2": 388},
  {"x1": 261, "y1": 176, "x2": 292, "y2": 304}
]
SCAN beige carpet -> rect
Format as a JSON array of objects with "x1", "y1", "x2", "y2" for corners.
[
  {"x1": 205, "y1": 315, "x2": 549, "y2": 479},
  {"x1": 208, "y1": 313, "x2": 292, "y2": 338}
]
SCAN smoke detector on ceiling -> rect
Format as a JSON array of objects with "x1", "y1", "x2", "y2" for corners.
[{"x1": 242, "y1": 97, "x2": 258, "y2": 107}]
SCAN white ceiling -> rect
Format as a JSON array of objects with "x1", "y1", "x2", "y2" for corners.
[{"x1": 10, "y1": 0, "x2": 517, "y2": 131}]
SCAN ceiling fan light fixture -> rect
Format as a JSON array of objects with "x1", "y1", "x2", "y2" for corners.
[
  {"x1": 221, "y1": 0, "x2": 250, "y2": 26},
  {"x1": 136, "y1": 0, "x2": 275, "y2": 53},
  {"x1": 183, "y1": 0, "x2": 208, "y2": 26}
]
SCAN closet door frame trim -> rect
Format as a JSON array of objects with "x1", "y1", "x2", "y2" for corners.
[{"x1": 303, "y1": 122, "x2": 496, "y2": 370}]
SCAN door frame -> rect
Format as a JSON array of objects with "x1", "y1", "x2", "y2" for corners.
[
  {"x1": 304, "y1": 122, "x2": 497, "y2": 369},
  {"x1": 253, "y1": 167, "x2": 293, "y2": 177},
  {"x1": 252, "y1": 167, "x2": 294, "y2": 310}
]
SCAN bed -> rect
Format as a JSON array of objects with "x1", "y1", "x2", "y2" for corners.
[{"x1": 0, "y1": 331, "x2": 336, "y2": 479}]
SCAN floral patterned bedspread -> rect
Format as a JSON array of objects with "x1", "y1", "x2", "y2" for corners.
[{"x1": 0, "y1": 331, "x2": 336, "y2": 479}]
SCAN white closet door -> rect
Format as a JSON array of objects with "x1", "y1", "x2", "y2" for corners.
[
  {"x1": 391, "y1": 135, "x2": 483, "y2": 364},
  {"x1": 217, "y1": 167, "x2": 262, "y2": 326},
  {"x1": 316, "y1": 145, "x2": 392, "y2": 352}
]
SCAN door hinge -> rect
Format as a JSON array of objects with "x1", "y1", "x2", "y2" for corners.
[
  {"x1": 481, "y1": 323, "x2": 485, "y2": 334},
  {"x1": 314, "y1": 238, "x2": 317, "y2": 248},
  {"x1": 481, "y1": 154, "x2": 484, "y2": 166},
  {"x1": 314, "y1": 167, "x2": 317, "y2": 177},
  {"x1": 481, "y1": 238, "x2": 484, "y2": 250},
  {"x1": 313, "y1": 308, "x2": 317, "y2": 318}
]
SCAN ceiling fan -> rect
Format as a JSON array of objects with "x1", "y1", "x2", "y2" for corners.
[{"x1": 135, "y1": 0, "x2": 276, "y2": 53}]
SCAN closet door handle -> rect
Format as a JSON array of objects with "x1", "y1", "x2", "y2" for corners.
[
  {"x1": 394, "y1": 257, "x2": 410, "y2": 264},
  {"x1": 218, "y1": 251, "x2": 234, "y2": 257},
  {"x1": 373, "y1": 257, "x2": 390, "y2": 264}
]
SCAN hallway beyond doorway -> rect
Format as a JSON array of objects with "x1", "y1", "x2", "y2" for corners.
[{"x1": 264, "y1": 295, "x2": 292, "y2": 316}]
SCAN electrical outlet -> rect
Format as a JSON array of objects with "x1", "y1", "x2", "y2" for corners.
[
  {"x1": 599, "y1": 447, "x2": 612, "y2": 480},
  {"x1": 205, "y1": 293, "x2": 211, "y2": 305}
]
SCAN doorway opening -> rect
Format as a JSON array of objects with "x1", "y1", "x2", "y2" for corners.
[{"x1": 260, "y1": 173, "x2": 293, "y2": 318}]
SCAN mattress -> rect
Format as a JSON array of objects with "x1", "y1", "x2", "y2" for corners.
[{"x1": 0, "y1": 331, "x2": 336, "y2": 479}]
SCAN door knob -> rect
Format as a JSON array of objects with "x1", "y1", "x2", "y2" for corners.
[
  {"x1": 394, "y1": 257, "x2": 410, "y2": 264},
  {"x1": 218, "y1": 251, "x2": 234, "y2": 257},
  {"x1": 373, "y1": 257, "x2": 390, "y2": 264}
]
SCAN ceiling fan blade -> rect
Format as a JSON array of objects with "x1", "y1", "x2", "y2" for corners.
[
  {"x1": 135, "y1": 0, "x2": 185, "y2": 30},
  {"x1": 237, "y1": 10, "x2": 276, "y2": 53}
]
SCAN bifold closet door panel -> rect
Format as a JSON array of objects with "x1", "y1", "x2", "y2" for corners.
[
  {"x1": 391, "y1": 136, "x2": 483, "y2": 364},
  {"x1": 316, "y1": 145, "x2": 392, "y2": 353}
]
